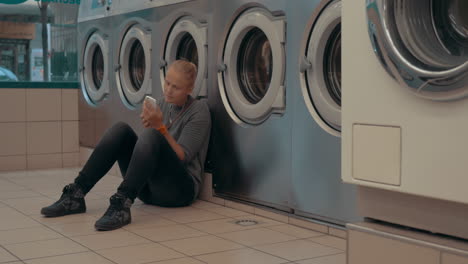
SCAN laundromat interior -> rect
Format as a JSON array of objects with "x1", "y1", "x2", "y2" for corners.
[{"x1": 0, "y1": 0, "x2": 467, "y2": 263}]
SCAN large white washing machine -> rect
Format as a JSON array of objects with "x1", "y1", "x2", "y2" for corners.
[
  {"x1": 209, "y1": 0, "x2": 292, "y2": 211},
  {"x1": 288, "y1": 0, "x2": 360, "y2": 225},
  {"x1": 78, "y1": 0, "x2": 114, "y2": 148},
  {"x1": 342, "y1": 0, "x2": 468, "y2": 238}
]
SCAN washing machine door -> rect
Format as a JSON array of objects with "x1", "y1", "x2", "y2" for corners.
[
  {"x1": 218, "y1": 7, "x2": 286, "y2": 125},
  {"x1": 368, "y1": 0, "x2": 468, "y2": 101},
  {"x1": 161, "y1": 16, "x2": 208, "y2": 98},
  {"x1": 81, "y1": 31, "x2": 109, "y2": 106},
  {"x1": 300, "y1": 0, "x2": 341, "y2": 136},
  {"x1": 116, "y1": 23, "x2": 152, "y2": 109}
]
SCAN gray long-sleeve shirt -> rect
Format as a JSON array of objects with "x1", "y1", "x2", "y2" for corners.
[{"x1": 157, "y1": 96, "x2": 211, "y2": 199}]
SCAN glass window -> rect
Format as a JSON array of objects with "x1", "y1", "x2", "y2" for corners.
[
  {"x1": 323, "y1": 25, "x2": 341, "y2": 106},
  {"x1": 128, "y1": 40, "x2": 145, "y2": 91},
  {"x1": 0, "y1": 1, "x2": 79, "y2": 82},
  {"x1": 176, "y1": 33, "x2": 199, "y2": 67},
  {"x1": 237, "y1": 27, "x2": 272, "y2": 104},
  {"x1": 91, "y1": 45, "x2": 103, "y2": 89}
]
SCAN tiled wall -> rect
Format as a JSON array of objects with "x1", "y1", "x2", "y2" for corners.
[{"x1": 0, "y1": 89, "x2": 79, "y2": 171}]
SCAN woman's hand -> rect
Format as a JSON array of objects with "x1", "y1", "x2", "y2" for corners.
[{"x1": 140, "y1": 100, "x2": 164, "y2": 129}]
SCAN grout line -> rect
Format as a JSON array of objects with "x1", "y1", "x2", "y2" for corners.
[{"x1": 0, "y1": 243, "x2": 23, "y2": 263}]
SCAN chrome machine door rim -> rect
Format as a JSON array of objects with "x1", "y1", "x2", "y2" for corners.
[
  {"x1": 299, "y1": 0, "x2": 342, "y2": 137},
  {"x1": 367, "y1": 0, "x2": 468, "y2": 101},
  {"x1": 161, "y1": 16, "x2": 208, "y2": 98},
  {"x1": 218, "y1": 7, "x2": 286, "y2": 126},
  {"x1": 116, "y1": 22, "x2": 152, "y2": 109},
  {"x1": 81, "y1": 31, "x2": 109, "y2": 106}
]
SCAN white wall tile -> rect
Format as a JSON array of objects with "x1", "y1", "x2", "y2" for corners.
[
  {"x1": 62, "y1": 89, "x2": 78, "y2": 121},
  {"x1": 0, "y1": 123, "x2": 26, "y2": 156},
  {"x1": 62, "y1": 121, "x2": 79, "y2": 153},
  {"x1": 0, "y1": 156, "x2": 27, "y2": 171},
  {"x1": 62, "y1": 152, "x2": 79, "y2": 168},
  {"x1": 27, "y1": 122, "x2": 61, "y2": 154},
  {"x1": 26, "y1": 89, "x2": 61, "y2": 121},
  {"x1": 0, "y1": 89, "x2": 26, "y2": 122},
  {"x1": 27, "y1": 154, "x2": 62, "y2": 170}
]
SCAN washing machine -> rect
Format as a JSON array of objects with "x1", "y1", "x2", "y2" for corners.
[
  {"x1": 157, "y1": 0, "x2": 212, "y2": 100},
  {"x1": 106, "y1": 0, "x2": 210, "y2": 135},
  {"x1": 78, "y1": 0, "x2": 115, "y2": 148},
  {"x1": 342, "y1": 0, "x2": 468, "y2": 238},
  {"x1": 209, "y1": 0, "x2": 292, "y2": 211},
  {"x1": 288, "y1": 0, "x2": 360, "y2": 225}
]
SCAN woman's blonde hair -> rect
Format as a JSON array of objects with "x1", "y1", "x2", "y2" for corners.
[{"x1": 170, "y1": 60, "x2": 198, "y2": 89}]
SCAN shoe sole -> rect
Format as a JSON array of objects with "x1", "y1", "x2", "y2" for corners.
[
  {"x1": 40, "y1": 208, "x2": 86, "y2": 217},
  {"x1": 95, "y1": 220, "x2": 131, "y2": 231}
]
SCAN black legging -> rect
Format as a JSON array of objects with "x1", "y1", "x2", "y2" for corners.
[{"x1": 74, "y1": 122, "x2": 195, "y2": 207}]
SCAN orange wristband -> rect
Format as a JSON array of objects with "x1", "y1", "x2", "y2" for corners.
[{"x1": 157, "y1": 125, "x2": 168, "y2": 135}]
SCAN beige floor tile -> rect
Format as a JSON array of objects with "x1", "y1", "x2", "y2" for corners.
[
  {"x1": 149, "y1": 257, "x2": 204, "y2": 264},
  {"x1": 4, "y1": 237, "x2": 88, "y2": 260},
  {"x1": 161, "y1": 208, "x2": 226, "y2": 224},
  {"x1": 188, "y1": 218, "x2": 268, "y2": 234},
  {"x1": 0, "y1": 226, "x2": 62, "y2": 245},
  {"x1": 191, "y1": 200, "x2": 223, "y2": 209},
  {"x1": 0, "y1": 179, "x2": 26, "y2": 191},
  {"x1": 204, "y1": 206, "x2": 252, "y2": 217},
  {"x1": 218, "y1": 228, "x2": 297, "y2": 246},
  {"x1": 122, "y1": 215, "x2": 177, "y2": 231},
  {"x1": 161, "y1": 235, "x2": 244, "y2": 256},
  {"x1": 30, "y1": 213, "x2": 98, "y2": 226},
  {"x1": 97, "y1": 242, "x2": 184, "y2": 264},
  {"x1": 0, "y1": 247, "x2": 18, "y2": 262},
  {"x1": 308, "y1": 236, "x2": 347, "y2": 251},
  {"x1": 0, "y1": 190, "x2": 43, "y2": 200},
  {"x1": 253, "y1": 239, "x2": 342, "y2": 261},
  {"x1": 295, "y1": 253, "x2": 346, "y2": 264},
  {"x1": 49, "y1": 221, "x2": 102, "y2": 237},
  {"x1": 132, "y1": 224, "x2": 206, "y2": 242},
  {"x1": 3, "y1": 197, "x2": 55, "y2": 215},
  {"x1": 195, "y1": 248, "x2": 289, "y2": 264},
  {"x1": 71, "y1": 230, "x2": 151, "y2": 250},
  {"x1": 24, "y1": 251, "x2": 114, "y2": 264},
  {"x1": 0, "y1": 207, "x2": 41, "y2": 231},
  {"x1": 267, "y1": 225, "x2": 326, "y2": 239}
]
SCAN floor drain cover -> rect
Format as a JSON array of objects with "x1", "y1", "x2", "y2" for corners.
[{"x1": 234, "y1": 219, "x2": 259, "y2": 226}]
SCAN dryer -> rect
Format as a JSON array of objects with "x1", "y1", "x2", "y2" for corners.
[
  {"x1": 342, "y1": 0, "x2": 468, "y2": 238},
  {"x1": 78, "y1": 0, "x2": 114, "y2": 148},
  {"x1": 209, "y1": 0, "x2": 292, "y2": 211},
  {"x1": 289, "y1": 0, "x2": 360, "y2": 225}
]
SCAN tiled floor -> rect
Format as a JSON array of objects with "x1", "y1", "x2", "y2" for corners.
[{"x1": 0, "y1": 168, "x2": 346, "y2": 264}]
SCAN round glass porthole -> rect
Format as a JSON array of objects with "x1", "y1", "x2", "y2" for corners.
[
  {"x1": 116, "y1": 23, "x2": 152, "y2": 109},
  {"x1": 81, "y1": 31, "x2": 109, "y2": 106},
  {"x1": 162, "y1": 16, "x2": 207, "y2": 98},
  {"x1": 367, "y1": 0, "x2": 468, "y2": 100},
  {"x1": 218, "y1": 8, "x2": 286, "y2": 125},
  {"x1": 300, "y1": 0, "x2": 342, "y2": 136}
]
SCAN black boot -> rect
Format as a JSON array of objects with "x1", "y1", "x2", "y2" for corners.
[
  {"x1": 41, "y1": 183, "x2": 86, "y2": 217},
  {"x1": 95, "y1": 193, "x2": 132, "y2": 231}
]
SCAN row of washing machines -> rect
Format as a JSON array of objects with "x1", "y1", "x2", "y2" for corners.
[{"x1": 78, "y1": 0, "x2": 468, "y2": 236}]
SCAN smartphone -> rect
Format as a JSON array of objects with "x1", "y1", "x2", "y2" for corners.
[{"x1": 144, "y1": 95, "x2": 158, "y2": 109}]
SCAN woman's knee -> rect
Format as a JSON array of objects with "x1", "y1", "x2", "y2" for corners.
[
  {"x1": 102, "y1": 122, "x2": 136, "y2": 143},
  {"x1": 138, "y1": 128, "x2": 165, "y2": 146}
]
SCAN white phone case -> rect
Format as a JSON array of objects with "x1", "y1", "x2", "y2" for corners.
[{"x1": 144, "y1": 96, "x2": 158, "y2": 109}]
